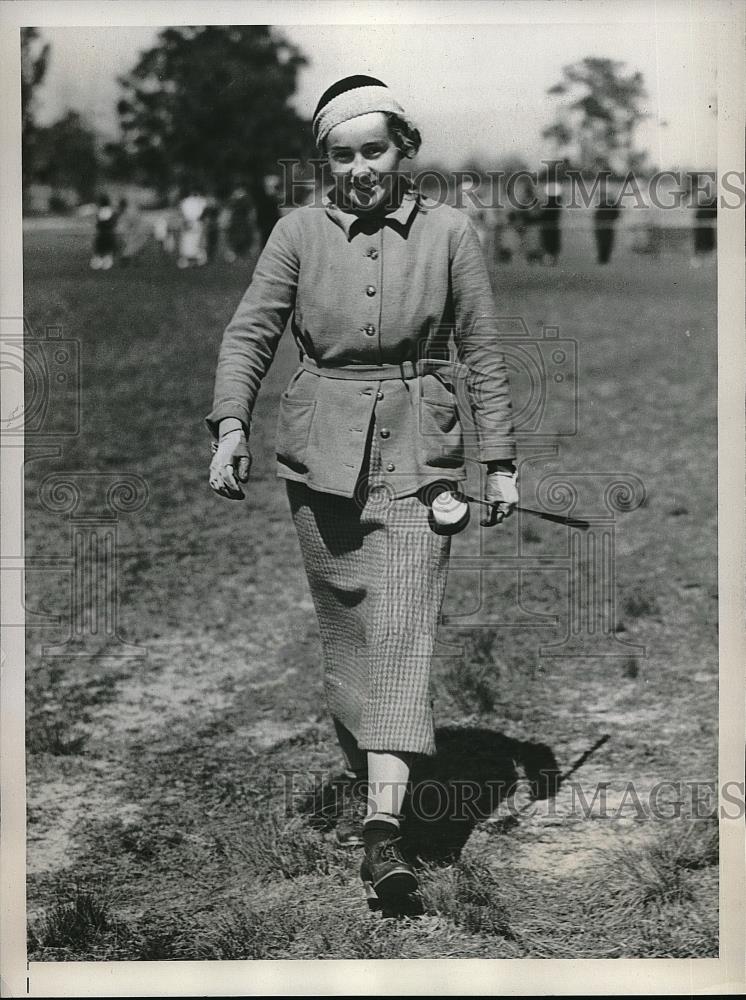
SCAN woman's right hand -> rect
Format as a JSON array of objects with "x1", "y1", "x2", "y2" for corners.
[{"x1": 209, "y1": 429, "x2": 252, "y2": 500}]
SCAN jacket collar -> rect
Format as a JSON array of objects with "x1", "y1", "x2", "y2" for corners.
[{"x1": 323, "y1": 186, "x2": 420, "y2": 240}]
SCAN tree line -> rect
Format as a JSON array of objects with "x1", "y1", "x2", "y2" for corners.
[{"x1": 21, "y1": 25, "x2": 652, "y2": 209}]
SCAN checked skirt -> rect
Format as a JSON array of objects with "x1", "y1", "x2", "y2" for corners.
[{"x1": 286, "y1": 421, "x2": 452, "y2": 757}]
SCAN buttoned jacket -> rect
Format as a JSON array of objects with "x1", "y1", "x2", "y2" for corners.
[{"x1": 206, "y1": 190, "x2": 516, "y2": 498}]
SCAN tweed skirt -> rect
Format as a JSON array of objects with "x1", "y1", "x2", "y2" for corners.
[{"x1": 286, "y1": 421, "x2": 452, "y2": 757}]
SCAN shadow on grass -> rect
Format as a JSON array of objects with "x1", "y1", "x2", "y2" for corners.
[
  {"x1": 295, "y1": 725, "x2": 564, "y2": 864},
  {"x1": 405, "y1": 726, "x2": 561, "y2": 862}
]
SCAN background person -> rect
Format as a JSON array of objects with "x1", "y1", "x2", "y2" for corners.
[
  {"x1": 90, "y1": 194, "x2": 117, "y2": 270},
  {"x1": 691, "y1": 177, "x2": 717, "y2": 267},
  {"x1": 224, "y1": 187, "x2": 254, "y2": 263},
  {"x1": 201, "y1": 196, "x2": 221, "y2": 263},
  {"x1": 116, "y1": 197, "x2": 150, "y2": 265},
  {"x1": 594, "y1": 183, "x2": 622, "y2": 264},
  {"x1": 252, "y1": 174, "x2": 282, "y2": 248},
  {"x1": 178, "y1": 187, "x2": 208, "y2": 268},
  {"x1": 508, "y1": 177, "x2": 543, "y2": 263},
  {"x1": 153, "y1": 201, "x2": 182, "y2": 256},
  {"x1": 538, "y1": 178, "x2": 563, "y2": 265}
]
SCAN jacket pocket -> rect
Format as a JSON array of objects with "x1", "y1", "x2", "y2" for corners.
[
  {"x1": 418, "y1": 397, "x2": 464, "y2": 469},
  {"x1": 276, "y1": 394, "x2": 316, "y2": 473}
]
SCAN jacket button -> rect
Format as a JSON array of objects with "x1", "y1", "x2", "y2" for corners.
[
  {"x1": 367, "y1": 247, "x2": 378, "y2": 259},
  {"x1": 365, "y1": 285, "x2": 376, "y2": 296},
  {"x1": 386, "y1": 463, "x2": 395, "y2": 472},
  {"x1": 363, "y1": 324, "x2": 376, "y2": 336},
  {"x1": 376, "y1": 391, "x2": 384, "y2": 400},
  {"x1": 380, "y1": 428, "x2": 390, "y2": 439}
]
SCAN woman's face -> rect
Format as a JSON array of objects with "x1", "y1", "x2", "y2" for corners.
[{"x1": 326, "y1": 112, "x2": 404, "y2": 212}]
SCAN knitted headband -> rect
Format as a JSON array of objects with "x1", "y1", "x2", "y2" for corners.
[{"x1": 312, "y1": 74, "x2": 415, "y2": 148}]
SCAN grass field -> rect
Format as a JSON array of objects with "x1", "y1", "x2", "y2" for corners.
[{"x1": 23, "y1": 217, "x2": 719, "y2": 960}]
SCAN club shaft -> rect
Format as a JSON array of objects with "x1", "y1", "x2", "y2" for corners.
[{"x1": 457, "y1": 494, "x2": 589, "y2": 530}]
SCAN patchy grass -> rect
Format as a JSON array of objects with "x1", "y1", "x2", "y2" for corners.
[
  {"x1": 211, "y1": 813, "x2": 343, "y2": 881},
  {"x1": 443, "y1": 656, "x2": 500, "y2": 716},
  {"x1": 608, "y1": 819, "x2": 719, "y2": 911},
  {"x1": 28, "y1": 886, "x2": 126, "y2": 959},
  {"x1": 621, "y1": 581, "x2": 662, "y2": 620},
  {"x1": 521, "y1": 523, "x2": 542, "y2": 544},
  {"x1": 25, "y1": 716, "x2": 88, "y2": 757},
  {"x1": 420, "y1": 859, "x2": 515, "y2": 939},
  {"x1": 622, "y1": 657, "x2": 640, "y2": 679},
  {"x1": 26, "y1": 661, "x2": 128, "y2": 755},
  {"x1": 440, "y1": 629, "x2": 539, "y2": 717},
  {"x1": 196, "y1": 903, "x2": 310, "y2": 960},
  {"x1": 24, "y1": 225, "x2": 718, "y2": 959}
]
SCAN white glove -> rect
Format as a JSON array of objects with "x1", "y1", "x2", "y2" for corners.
[
  {"x1": 482, "y1": 468, "x2": 519, "y2": 526},
  {"x1": 208, "y1": 429, "x2": 252, "y2": 500}
]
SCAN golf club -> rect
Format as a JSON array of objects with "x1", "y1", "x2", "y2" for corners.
[{"x1": 456, "y1": 493, "x2": 591, "y2": 531}]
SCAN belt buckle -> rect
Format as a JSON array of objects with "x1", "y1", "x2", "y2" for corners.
[{"x1": 399, "y1": 360, "x2": 416, "y2": 380}]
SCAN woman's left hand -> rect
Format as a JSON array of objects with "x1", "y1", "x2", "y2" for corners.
[{"x1": 481, "y1": 468, "x2": 519, "y2": 526}]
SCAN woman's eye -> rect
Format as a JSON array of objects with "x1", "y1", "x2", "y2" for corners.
[{"x1": 331, "y1": 151, "x2": 353, "y2": 163}]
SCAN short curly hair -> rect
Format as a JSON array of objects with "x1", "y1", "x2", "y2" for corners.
[
  {"x1": 386, "y1": 113, "x2": 422, "y2": 159},
  {"x1": 318, "y1": 112, "x2": 422, "y2": 159}
]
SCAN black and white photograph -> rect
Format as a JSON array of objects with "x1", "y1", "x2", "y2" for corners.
[{"x1": 1, "y1": 0, "x2": 744, "y2": 995}]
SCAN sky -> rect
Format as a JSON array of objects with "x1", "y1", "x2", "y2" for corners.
[{"x1": 32, "y1": 16, "x2": 718, "y2": 171}]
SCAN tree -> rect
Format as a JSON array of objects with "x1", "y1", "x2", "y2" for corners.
[
  {"x1": 33, "y1": 111, "x2": 100, "y2": 202},
  {"x1": 114, "y1": 25, "x2": 312, "y2": 194},
  {"x1": 542, "y1": 58, "x2": 649, "y2": 174},
  {"x1": 21, "y1": 27, "x2": 50, "y2": 133},
  {"x1": 21, "y1": 27, "x2": 51, "y2": 191}
]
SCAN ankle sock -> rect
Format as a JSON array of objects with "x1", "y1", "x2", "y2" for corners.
[{"x1": 363, "y1": 813, "x2": 400, "y2": 850}]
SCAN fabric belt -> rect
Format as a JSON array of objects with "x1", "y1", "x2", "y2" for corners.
[{"x1": 300, "y1": 355, "x2": 467, "y2": 383}]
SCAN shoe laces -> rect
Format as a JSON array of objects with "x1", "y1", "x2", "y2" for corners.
[{"x1": 378, "y1": 836, "x2": 406, "y2": 863}]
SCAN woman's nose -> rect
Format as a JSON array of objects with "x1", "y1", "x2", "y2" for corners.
[{"x1": 351, "y1": 155, "x2": 372, "y2": 178}]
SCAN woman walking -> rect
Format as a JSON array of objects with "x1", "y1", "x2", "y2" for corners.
[{"x1": 206, "y1": 76, "x2": 518, "y2": 905}]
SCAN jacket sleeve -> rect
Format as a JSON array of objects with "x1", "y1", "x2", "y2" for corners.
[
  {"x1": 205, "y1": 214, "x2": 300, "y2": 439},
  {"x1": 450, "y1": 218, "x2": 516, "y2": 462}
]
